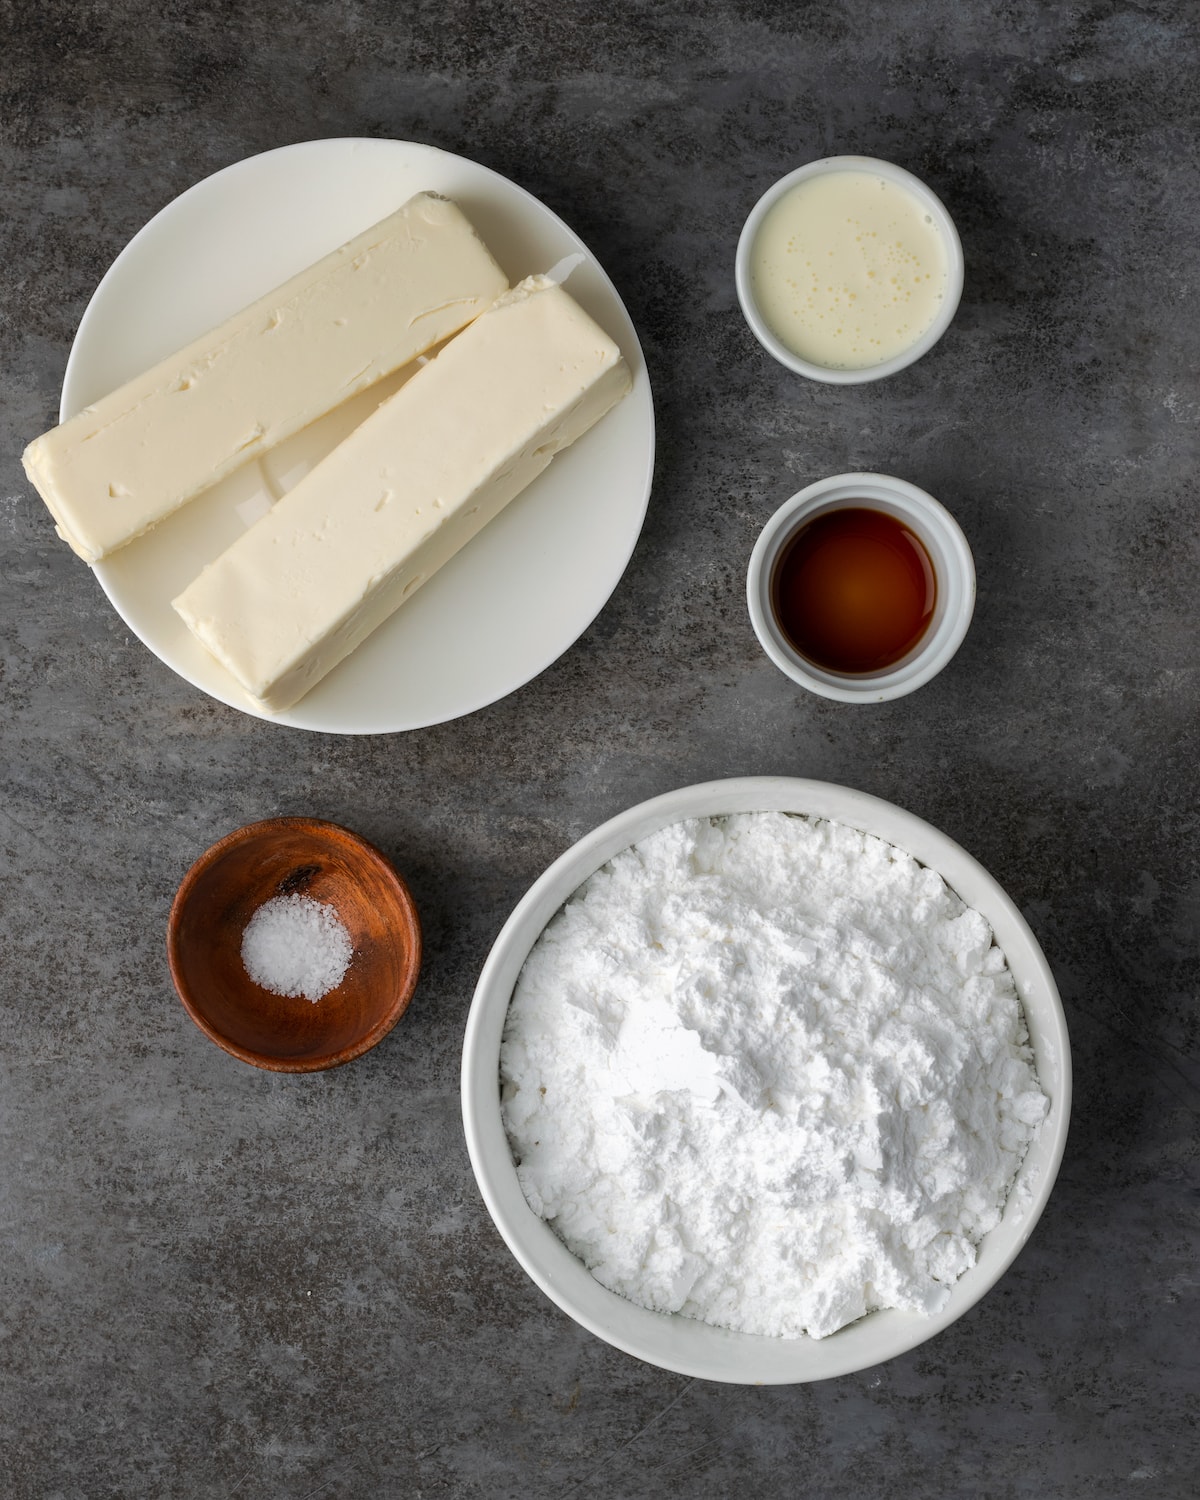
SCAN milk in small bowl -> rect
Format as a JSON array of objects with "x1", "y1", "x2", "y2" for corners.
[{"x1": 736, "y1": 156, "x2": 963, "y2": 383}]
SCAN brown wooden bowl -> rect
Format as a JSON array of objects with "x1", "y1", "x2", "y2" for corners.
[{"x1": 167, "y1": 817, "x2": 421, "y2": 1072}]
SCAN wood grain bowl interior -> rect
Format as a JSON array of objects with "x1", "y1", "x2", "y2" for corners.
[{"x1": 167, "y1": 818, "x2": 421, "y2": 1071}]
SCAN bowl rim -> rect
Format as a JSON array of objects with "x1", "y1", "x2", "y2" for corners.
[
  {"x1": 167, "y1": 815, "x2": 422, "y2": 1072},
  {"x1": 734, "y1": 154, "x2": 965, "y2": 383},
  {"x1": 746, "y1": 472, "x2": 977, "y2": 701},
  {"x1": 461, "y1": 776, "x2": 1072, "y2": 1384}
]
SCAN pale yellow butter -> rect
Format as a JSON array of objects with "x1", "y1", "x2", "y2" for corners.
[
  {"x1": 173, "y1": 276, "x2": 632, "y2": 712},
  {"x1": 23, "y1": 193, "x2": 508, "y2": 562}
]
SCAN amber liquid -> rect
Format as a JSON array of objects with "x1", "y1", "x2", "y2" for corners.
[{"x1": 772, "y1": 507, "x2": 937, "y2": 674}]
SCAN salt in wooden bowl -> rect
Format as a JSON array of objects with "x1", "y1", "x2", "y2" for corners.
[{"x1": 168, "y1": 817, "x2": 421, "y2": 1071}]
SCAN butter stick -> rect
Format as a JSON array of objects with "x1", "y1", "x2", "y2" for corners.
[
  {"x1": 173, "y1": 276, "x2": 632, "y2": 712},
  {"x1": 23, "y1": 193, "x2": 508, "y2": 563}
]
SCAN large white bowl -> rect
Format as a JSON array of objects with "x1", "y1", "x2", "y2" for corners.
[{"x1": 461, "y1": 778, "x2": 1071, "y2": 1384}]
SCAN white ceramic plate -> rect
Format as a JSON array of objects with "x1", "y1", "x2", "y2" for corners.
[
  {"x1": 461, "y1": 777, "x2": 1072, "y2": 1384},
  {"x1": 62, "y1": 138, "x2": 655, "y2": 733}
]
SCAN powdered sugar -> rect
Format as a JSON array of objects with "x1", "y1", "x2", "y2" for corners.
[
  {"x1": 241, "y1": 893, "x2": 353, "y2": 1003},
  {"x1": 500, "y1": 812, "x2": 1048, "y2": 1339}
]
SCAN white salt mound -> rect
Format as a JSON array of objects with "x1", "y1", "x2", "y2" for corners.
[
  {"x1": 241, "y1": 893, "x2": 353, "y2": 1003},
  {"x1": 500, "y1": 812, "x2": 1049, "y2": 1340}
]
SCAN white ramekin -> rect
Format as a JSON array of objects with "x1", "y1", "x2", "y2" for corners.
[
  {"x1": 735, "y1": 156, "x2": 964, "y2": 383},
  {"x1": 747, "y1": 472, "x2": 975, "y2": 702}
]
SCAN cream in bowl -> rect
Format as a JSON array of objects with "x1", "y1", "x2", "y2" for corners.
[{"x1": 736, "y1": 156, "x2": 964, "y2": 382}]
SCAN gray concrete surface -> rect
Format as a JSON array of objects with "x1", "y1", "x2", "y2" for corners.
[{"x1": 2, "y1": 1, "x2": 1197, "y2": 1495}]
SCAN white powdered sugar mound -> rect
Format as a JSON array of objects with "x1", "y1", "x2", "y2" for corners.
[{"x1": 500, "y1": 813, "x2": 1048, "y2": 1339}]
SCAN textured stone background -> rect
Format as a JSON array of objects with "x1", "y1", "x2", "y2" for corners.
[{"x1": 1, "y1": 1, "x2": 1197, "y2": 1495}]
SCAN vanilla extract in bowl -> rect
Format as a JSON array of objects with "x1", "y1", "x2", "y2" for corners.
[{"x1": 771, "y1": 506, "x2": 937, "y2": 674}]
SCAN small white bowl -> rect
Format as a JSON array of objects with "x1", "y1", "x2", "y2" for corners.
[
  {"x1": 747, "y1": 472, "x2": 975, "y2": 703},
  {"x1": 736, "y1": 155, "x2": 964, "y2": 383},
  {"x1": 461, "y1": 776, "x2": 1071, "y2": 1385}
]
